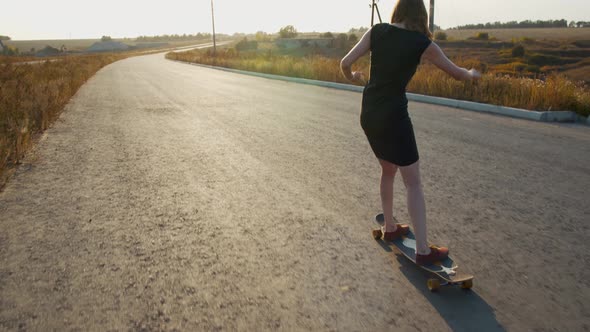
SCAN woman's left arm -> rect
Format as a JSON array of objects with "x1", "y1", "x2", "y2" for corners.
[{"x1": 340, "y1": 28, "x2": 372, "y2": 82}]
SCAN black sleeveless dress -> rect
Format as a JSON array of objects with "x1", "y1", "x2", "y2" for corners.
[{"x1": 361, "y1": 23, "x2": 432, "y2": 166}]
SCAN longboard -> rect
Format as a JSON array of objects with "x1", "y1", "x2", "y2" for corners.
[{"x1": 373, "y1": 213, "x2": 473, "y2": 291}]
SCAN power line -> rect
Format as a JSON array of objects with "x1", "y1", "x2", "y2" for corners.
[
  {"x1": 429, "y1": 0, "x2": 435, "y2": 32},
  {"x1": 370, "y1": 0, "x2": 383, "y2": 27},
  {"x1": 211, "y1": 0, "x2": 216, "y2": 56}
]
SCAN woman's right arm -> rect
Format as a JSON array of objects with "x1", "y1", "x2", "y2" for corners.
[
  {"x1": 422, "y1": 42, "x2": 480, "y2": 81},
  {"x1": 340, "y1": 28, "x2": 372, "y2": 82}
]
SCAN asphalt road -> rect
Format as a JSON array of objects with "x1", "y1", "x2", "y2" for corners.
[{"x1": 1, "y1": 52, "x2": 589, "y2": 331}]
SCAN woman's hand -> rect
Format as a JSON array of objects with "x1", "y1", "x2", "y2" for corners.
[
  {"x1": 340, "y1": 28, "x2": 371, "y2": 81},
  {"x1": 352, "y1": 71, "x2": 366, "y2": 83},
  {"x1": 468, "y1": 69, "x2": 481, "y2": 80},
  {"x1": 424, "y1": 43, "x2": 484, "y2": 82}
]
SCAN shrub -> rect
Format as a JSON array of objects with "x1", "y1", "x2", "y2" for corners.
[
  {"x1": 527, "y1": 54, "x2": 567, "y2": 66},
  {"x1": 2, "y1": 46, "x2": 17, "y2": 56},
  {"x1": 475, "y1": 32, "x2": 489, "y2": 40},
  {"x1": 434, "y1": 31, "x2": 448, "y2": 41},
  {"x1": 526, "y1": 65, "x2": 540, "y2": 73},
  {"x1": 235, "y1": 38, "x2": 258, "y2": 51},
  {"x1": 512, "y1": 44, "x2": 525, "y2": 57}
]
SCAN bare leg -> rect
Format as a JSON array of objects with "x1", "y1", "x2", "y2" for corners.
[
  {"x1": 399, "y1": 161, "x2": 430, "y2": 255},
  {"x1": 378, "y1": 159, "x2": 398, "y2": 232}
]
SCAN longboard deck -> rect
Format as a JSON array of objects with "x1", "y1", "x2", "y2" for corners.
[{"x1": 374, "y1": 213, "x2": 473, "y2": 285}]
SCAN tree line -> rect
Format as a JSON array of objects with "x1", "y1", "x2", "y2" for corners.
[
  {"x1": 450, "y1": 19, "x2": 590, "y2": 29},
  {"x1": 135, "y1": 33, "x2": 213, "y2": 42}
]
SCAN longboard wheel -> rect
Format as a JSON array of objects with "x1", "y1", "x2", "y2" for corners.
[
  {"x1": 460, "y1": 279, "x2": 473, "y2": 290},
  {"x1": 372, "y1": 229, "x2": 383, "y2": 240},
  {"x1": 427, "y1": 278, "x2": 441, "y2": 292}
]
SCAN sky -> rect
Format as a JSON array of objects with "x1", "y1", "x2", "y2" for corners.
[{"x1": 3, "y1": 0, "x2": 590, "y2": 40}]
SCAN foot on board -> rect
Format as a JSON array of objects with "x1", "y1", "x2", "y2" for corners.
[
  {"x1": 373, "y1": 224, "x2": 410, "y2": 241},
  {"x1": 416, "y1": 245, "x2": 449, "y2": 266}
]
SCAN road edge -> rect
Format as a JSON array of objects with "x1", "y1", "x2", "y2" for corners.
[{"x1": 169, "y1": 59, "x2": 588, "y2": 125}]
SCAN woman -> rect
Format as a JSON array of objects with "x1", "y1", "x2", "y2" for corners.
[{"x1": 340, "y1": 0, "x2": 480, "y2": 265}]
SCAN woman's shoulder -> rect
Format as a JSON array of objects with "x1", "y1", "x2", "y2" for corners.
[
  {"x1": 370, "y1": 23, "x2": 392, "y2": 43},
  {"x1": 371, "y1": 23, "x2": 432, "y2": 46},
  {"x1": 377, "y1": 23, "x2": 430, "y2": 38},
  {"x1": 371, "y1": 23, "x2": 392, "y2": 33}
]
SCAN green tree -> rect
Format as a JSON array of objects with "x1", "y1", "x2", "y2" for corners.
[
  {"x1": 255, "y1": 31, "x2": 270, "y2": 42},
  {"x1": 321, "y1": 32, "x2": 334, "y2": 38},
  {"x1": 278, "y1": 25, "x2": 298, "y2": 38},
  {"x1": 0, "y1": 35, "x2": 10, "y2": 40},
  {"x1": 101, "y1": 36, "x2": 112, "y2": 42}
]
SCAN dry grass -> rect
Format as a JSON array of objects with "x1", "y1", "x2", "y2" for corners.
[
  {"x1": 441, "y1": 28, "x2": 590, "y2": 42},
  {"x1": 0, "y1": 56, "x2": 41, "y2": 64},
  {"x1": 167, "y1": 49, "x2": 370, "y2": 85},
  {"x1": 167, "y1": 48, "x2": 590, "y2": 117},
  {"x1": 4, "y1": 38, "x2": 210, "y2": 55},
  {"x1": 4, "y1": 39, "x2": 101, "y2": 52},
  {"x1": 0, "y1": 53, "x2": 130, "y2": 188},
  {"x1": 410, "y1": 63, "x2": 590, "y2": 115}
]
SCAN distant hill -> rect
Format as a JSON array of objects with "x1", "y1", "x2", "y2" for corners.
[
  {"x1": 35, "y1": 45, "x2": 61, "y2": 57},
  {"x1": 87, "y1": 41, "x2": 130, "y2": 53}
]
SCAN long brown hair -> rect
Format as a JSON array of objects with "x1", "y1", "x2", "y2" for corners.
[{"x1": 390, "y1": 0, "x2": 433, "y2": 39}]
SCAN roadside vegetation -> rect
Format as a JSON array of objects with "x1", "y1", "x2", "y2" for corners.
[
  {"x1": 2, "y1": 35, "x2": 215, "y2": 56},
  {"x1": 166, "y1": 26, "x2": 590, "y2": 118},
  {"x1": 0, "y1": 33, "x2": 220, "y2": 188},
  {"x1": 0, "y1": 53, "x2": 132, "y2": 187}
]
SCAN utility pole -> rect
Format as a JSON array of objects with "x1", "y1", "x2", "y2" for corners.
[
  {"x1": 211, "y1": 0, "x2": 217, "y2": 56},
  {"x1": 370, "y1": 0, "x2": 382, "y2": 27},
  {"x1": 429, "y1": 0, "x2": 435, "y2": 33}
]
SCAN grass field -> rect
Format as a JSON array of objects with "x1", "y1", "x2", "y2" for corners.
[
  {"x1": 5, "y1": 39, "x2": 101, "y2": 52},
  {"x1": 434, "y1": 29, "x2": 590, "y2": 86},
  {"x1": 167, "y1": 37, "x2": 590, "y2": 117},
  {"x1": 4, "y1": 38, "x2": 212, "y2": 53},
  {"x1": 441, "y1": 28, "x2": 590, "y2": 42}
]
